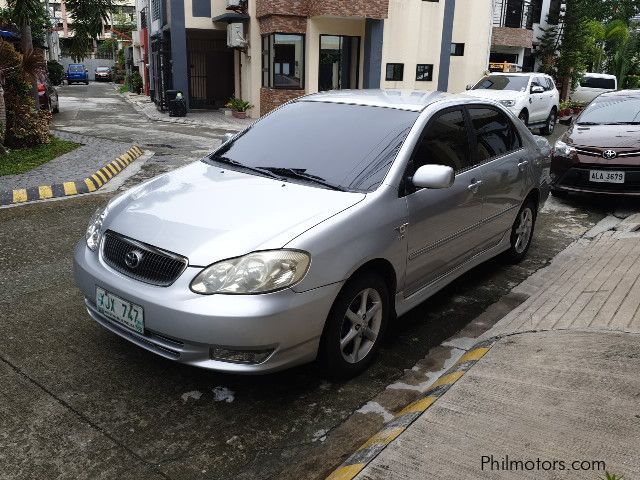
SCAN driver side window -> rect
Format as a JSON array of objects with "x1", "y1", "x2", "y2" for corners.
[{"x1": 409, "y1": 108, "x2": 472, "y2": 179}]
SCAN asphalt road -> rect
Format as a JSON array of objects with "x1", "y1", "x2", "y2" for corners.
[{"x1": 1, "y1": 83, "x2": 635, "y2": 480}]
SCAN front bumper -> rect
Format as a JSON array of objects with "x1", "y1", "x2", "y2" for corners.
[
  {"x1": 73, "y1": 241, "x2": 342, "y2": 373},
  {"x1": 552, "y1": 156, "x2": 640, "y2": 195}
]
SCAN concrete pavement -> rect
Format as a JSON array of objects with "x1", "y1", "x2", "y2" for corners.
[{"x1": 332, "y1": 214, "x2": 640, "y2": 480}]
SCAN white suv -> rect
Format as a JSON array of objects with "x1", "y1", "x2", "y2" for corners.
[{"x1": 465, "y1": 73, "x2": 560, "y2": 135}]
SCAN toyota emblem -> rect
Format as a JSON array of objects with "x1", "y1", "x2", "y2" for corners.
[
  {"x1": 124, "y1": 249, "x2": 144, "y2": 269},
  {"x1": 602, "y1": 150, "x2": 617, "y2": 159}
]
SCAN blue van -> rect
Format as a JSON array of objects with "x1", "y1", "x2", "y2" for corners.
[{"x1": 67, "y1": 64, "x2": 89, "y2": 85}]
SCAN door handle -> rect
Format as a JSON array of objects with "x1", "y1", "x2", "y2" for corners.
[
  {"x1": 518, "y1": 160, "x2": 529, "y2": 171},
  {"x1": 467, "y1": 180, "x2": 482, "y2": 193}
]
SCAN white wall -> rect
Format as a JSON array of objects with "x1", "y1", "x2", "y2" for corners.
[{"x1": 381, "y1": 0, "x2": 444, "y2": 90}]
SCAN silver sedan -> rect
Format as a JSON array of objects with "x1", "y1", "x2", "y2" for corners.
[{"x1": 74, "y1": 90, "x2": 551, "y2": 377}]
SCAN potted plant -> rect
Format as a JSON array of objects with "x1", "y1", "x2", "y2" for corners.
[
  {"x1": 226, "y1": 97, "x2": 253, "y2": 119},
  {"x1": 130, "y1": 71, "x2": 143, "y2": 94}
]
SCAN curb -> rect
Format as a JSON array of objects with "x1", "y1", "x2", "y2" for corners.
[
  {"x1": 326, "y1": 338, "x2": 499, "y2": 480},
  {"x1": 0, "y1": 146, "x2": 144, "y2": 206}
]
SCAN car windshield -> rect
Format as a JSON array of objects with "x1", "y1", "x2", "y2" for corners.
[
  {"x1": 205, "y1": 102, "x2": 419, "y2": 192},
  {"x1": 473, "y1": 75, "x2": 529, "y2": 92},
  {"x1": 96, "y1": 67, "x2": 110, "y2": 72},
  {"x1": 69, "y1": 65, "x2": 84, "y2": 72},
  {"x1": 580, "y1": 76, "x2": 616, "y2": 89},
  {"x1": 577, "y1": 96, "x2": 640, "y2": 125}
]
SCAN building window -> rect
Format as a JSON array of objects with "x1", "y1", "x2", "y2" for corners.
[
  {"x1": 192, "y1": 0, "x2": 211, "y2": 18},
  {"x1": 385, "y1": 63, "x2": 404, "y2": 81},
  {"x1": 261, "y1": 33, "x2": 305, "y2": 89},
  {"x1": 451, "y1": 43, "x2": 465, "y2": 56},
  {"x1": 416, "y1": 64, "x2": 433, "y2": 81},
  {"x1": 151, "y1": 0, "x2": 160, "y2": 21}
]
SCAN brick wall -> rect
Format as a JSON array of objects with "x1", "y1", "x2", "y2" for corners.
[
  {"x1": 260, "y1": 88, "x2": 305, "y2": 116},
  {"x1": 491, "y1": 27, "x2": 533, "y2": 49},
  {"x1": 307, "y1": 0, "x2": 388, "y2": 19},
  {"x1": 259, "y1": 15, "x2": 307, "y2": 34},
  {"x1": 256, "y1": 0, "x2": 388, "y2": 20}
]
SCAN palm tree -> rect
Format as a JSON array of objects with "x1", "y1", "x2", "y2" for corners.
[{"x1": 6, "y1": 0, "x2": 39, "y2": 54}]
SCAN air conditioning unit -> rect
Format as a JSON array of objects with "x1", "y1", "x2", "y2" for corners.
[
  {"x1": 227, "y1": 0, "x2": 245, "y2": 9},
  {"x1": 227, "y1": 22, "x2": 247, "y2": 48}
]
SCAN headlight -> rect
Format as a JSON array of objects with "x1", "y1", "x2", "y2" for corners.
[
  {"x1": 554, "y1": 140, "x2": 576, "y2": 157},
  {"x1": 191, "y1": 250, "x2": 311, "y2": 295},
  {"x1": 499, "y1": 100, "x2": 517, "y2": 107},
  {"x1": 85, "y1": 207, "x2": 107, "y2": 251}
]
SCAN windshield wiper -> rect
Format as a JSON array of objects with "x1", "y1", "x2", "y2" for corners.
[
  {"x1": 606, "y1": 122, "x2": 640, "y2": 125},
  {"x1": 576, "y1": 122, "x2": 601, "y2": 126},
  {"x1": 260, "y1": 168, "x2": 346, "y2": 191},
  {"x1": 207, "y1": 156, "x2": 284, "y2": 180}
]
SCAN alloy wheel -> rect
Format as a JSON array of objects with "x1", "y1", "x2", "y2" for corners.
[
  {"x1": 339, "y1": 288, "x2": 383, "y2": 364},
  {"x1": 547, "y1": 112, "x2": 556, "y2": 133},
  {"x1": 514, "y1": 207, "x2": 534, "y2": 254}
]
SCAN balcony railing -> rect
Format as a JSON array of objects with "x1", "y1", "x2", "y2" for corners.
[{"x1": 493, "y1": 0, "x2": 533, "y2": 29}]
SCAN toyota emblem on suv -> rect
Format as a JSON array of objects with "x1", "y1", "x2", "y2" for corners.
[
  {"x1": 602, "y1": 150, "x2": 617, "y2": 159},
  {"x1": 124, "y1": 250, "x2": 144, "y2": 269}
]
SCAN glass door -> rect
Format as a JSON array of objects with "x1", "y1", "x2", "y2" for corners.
[{"x1": 319, "y1": 35, "x2": 361, "y2": 91}]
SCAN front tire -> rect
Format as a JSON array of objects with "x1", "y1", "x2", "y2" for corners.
[
  {"x1": 541, "y1": 109, "x2": 557, "y2": 135},
  {"x1": 504, "y1": 198, "x2": 537, "y2": 264},
  {"x1": 319, "y1": 272, "x2": 389, "y2": 379},
  {"x1": 518, "y1": 110, "x2": 529, "y2": 126}
]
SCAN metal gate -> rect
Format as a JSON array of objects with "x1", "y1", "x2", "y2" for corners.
[{"x1": 188, "y1": 33, "x2": 235, "y2": 109}]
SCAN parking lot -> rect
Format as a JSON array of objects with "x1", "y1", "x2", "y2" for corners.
[{"x1": 2, "y1": 83, "x2": 638, "y2": 480}]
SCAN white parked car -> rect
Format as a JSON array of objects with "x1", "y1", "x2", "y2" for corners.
[
  {"x1": 570, "y1": 73, "x2": 617, "y2": 104},
  {"x1": 465, "y1": 73, "x2": 560, "y2": 135}
]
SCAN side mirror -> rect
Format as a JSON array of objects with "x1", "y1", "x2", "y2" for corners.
[
  {"x1": 531, "y1": 85, "x2": 544, "y2": 94},
  {"x1": 411, "y1": 164, "x2": 455, "y2": 189},
  {"x1": 559, "y1": 116, "x2": 574, "y2": 126},
  {"x1": 222, "y1": 132, "x2": 235, "y2": 144},
  {"x1": 466, "y1": 84, "x2": 473, "y2": 90}
]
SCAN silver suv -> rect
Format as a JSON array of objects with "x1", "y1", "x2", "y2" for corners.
[{"x1": 74, "y1": 90, "x2": 551, "y2": 377}]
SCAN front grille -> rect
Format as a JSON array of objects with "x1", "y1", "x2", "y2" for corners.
[
  {"x1": 102, "y1": 231, "x2": 188, "y2": 286},
  {"x1": 558, "y1": 166, "x2": 640, "y2": 193}
]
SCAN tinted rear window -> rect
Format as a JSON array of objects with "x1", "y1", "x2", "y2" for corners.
[
  {"x1": 68, "y1": 65, "x2": 84, "y2": 72},
  {"x1": 96, "y1": 67, "x2": 110, "y2": 72},
  {"x1": 207, "y1": 102, "x2": 419, "y2": 192},
  {"x1": 469, "y1": 107, "x2": 521, "y2": 162},
  {"x1": 580, "y1": 76, "x2": 616, "y2": 89}
]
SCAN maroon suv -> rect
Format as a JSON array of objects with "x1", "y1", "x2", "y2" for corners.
[{"x1": 551, "y1": 90, "x2": 640, "y2": 196}]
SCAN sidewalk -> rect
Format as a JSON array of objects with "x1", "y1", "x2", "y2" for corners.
[
  {"x1": 331, "y1": 214, "x2": 640, "y2": 480},
  {"x1": 122, "y1": 92, "x2": 255, "y2": 132}
]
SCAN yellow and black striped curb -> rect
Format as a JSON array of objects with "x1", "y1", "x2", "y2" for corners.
[
  {"x1": 0, "y1": 146, "x2": 144, "y2": 207},
  {"x1": 326, "y1": 338, "x2": 499, "y2": 480}
]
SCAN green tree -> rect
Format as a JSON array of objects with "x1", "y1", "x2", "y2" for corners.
[{"x1": 65, "y1": 0, "x2": 117, "y2": 60}]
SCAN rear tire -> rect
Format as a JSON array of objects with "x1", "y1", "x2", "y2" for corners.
[
  {"x1": 319, "y1": 272, "x2": 389, "y2": 379},
  {"x1": 504, "y1": 198, "x2": 537, "y2": 264},
  {"x1": 540, "y1": 109, "x2": 557, "y2": 135}
]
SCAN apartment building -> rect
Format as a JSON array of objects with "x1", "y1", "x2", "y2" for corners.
[
  {"x1": 142, "y1": 0, "x2": 492, "y2": 117},
  {"x1": 490, "y1": 0, "x2": 563, "y2": 71}
]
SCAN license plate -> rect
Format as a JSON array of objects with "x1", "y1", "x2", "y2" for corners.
[
  {"x1": 95, "y1": 287, "x2": 144, "y2": 334},
  {"x1": 589, "y1": 170, "x2": 625, "y2": 183}
]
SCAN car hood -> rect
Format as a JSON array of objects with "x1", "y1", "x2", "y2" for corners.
[
  {"x1": 104, "y1": 161, "x2": 366, "y2": 266},
  {"x1": 463, "y1": 90, "x2": 525, "y2": 101},
  {"x1": 565, "y1": 124, "x2": 640, "y2": 149}
]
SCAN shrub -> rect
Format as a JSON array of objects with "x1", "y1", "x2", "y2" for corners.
[
  {"x1": 47, "y1": 60, "x2": 65, "y2": 86},
  {"x1": 225, "y1": 97, "x2": 253, "y2": 112},
  {"x1": 130, "y1": 71, "x2": 143, "y2": 93}
]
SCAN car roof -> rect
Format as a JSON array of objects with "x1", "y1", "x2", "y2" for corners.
[
  {"x1": 598, "y1": 89, "x2": 640, "y2": 99},
  {"x1": 299, "y1": 89, "x2": 474, "y2": 112}
]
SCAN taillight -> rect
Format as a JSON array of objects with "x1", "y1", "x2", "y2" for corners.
[{"x1": 37, "y1": 83, "x2": 46, "y2": 93}]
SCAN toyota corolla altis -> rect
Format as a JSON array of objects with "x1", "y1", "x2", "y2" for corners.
[{"x1": 74, "y1": 90, "x2": 551, "y2": 377}]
